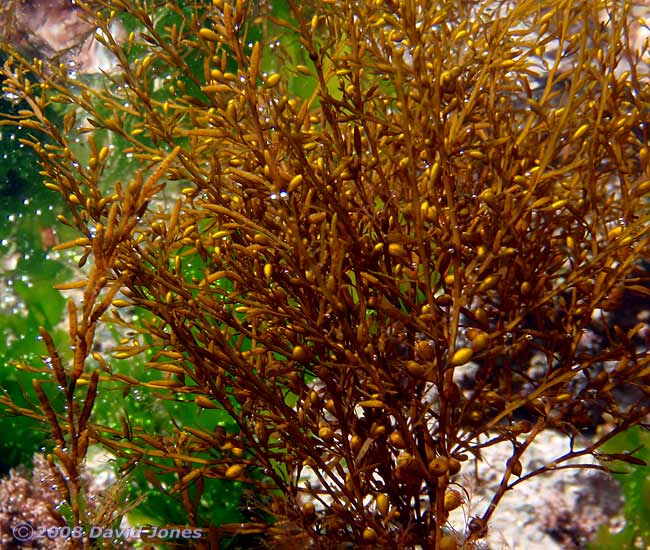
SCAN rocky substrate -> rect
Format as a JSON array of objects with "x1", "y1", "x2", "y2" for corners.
[{"x1": 449, "y1": 429, "x2": 624, "y2": 550}]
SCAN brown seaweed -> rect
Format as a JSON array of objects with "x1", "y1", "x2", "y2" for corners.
[{"x1": 2, "y1": 0, "x2": 650, "y2": 548}]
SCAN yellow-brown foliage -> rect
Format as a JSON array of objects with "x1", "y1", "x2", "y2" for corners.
[{"x1": 2, "y1": 0, "x2": 650, "y2": 548}]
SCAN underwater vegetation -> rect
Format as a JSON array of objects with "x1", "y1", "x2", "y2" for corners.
[
  {"x1": 587, "y1": 426, "x2": 650, "y2": 549},
  {"x1": 0, "y1": 59, "x2": 72, "y2": 473},
  {"x1": 1, "y1": 0, "x2": 650, "y2": 548}
]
